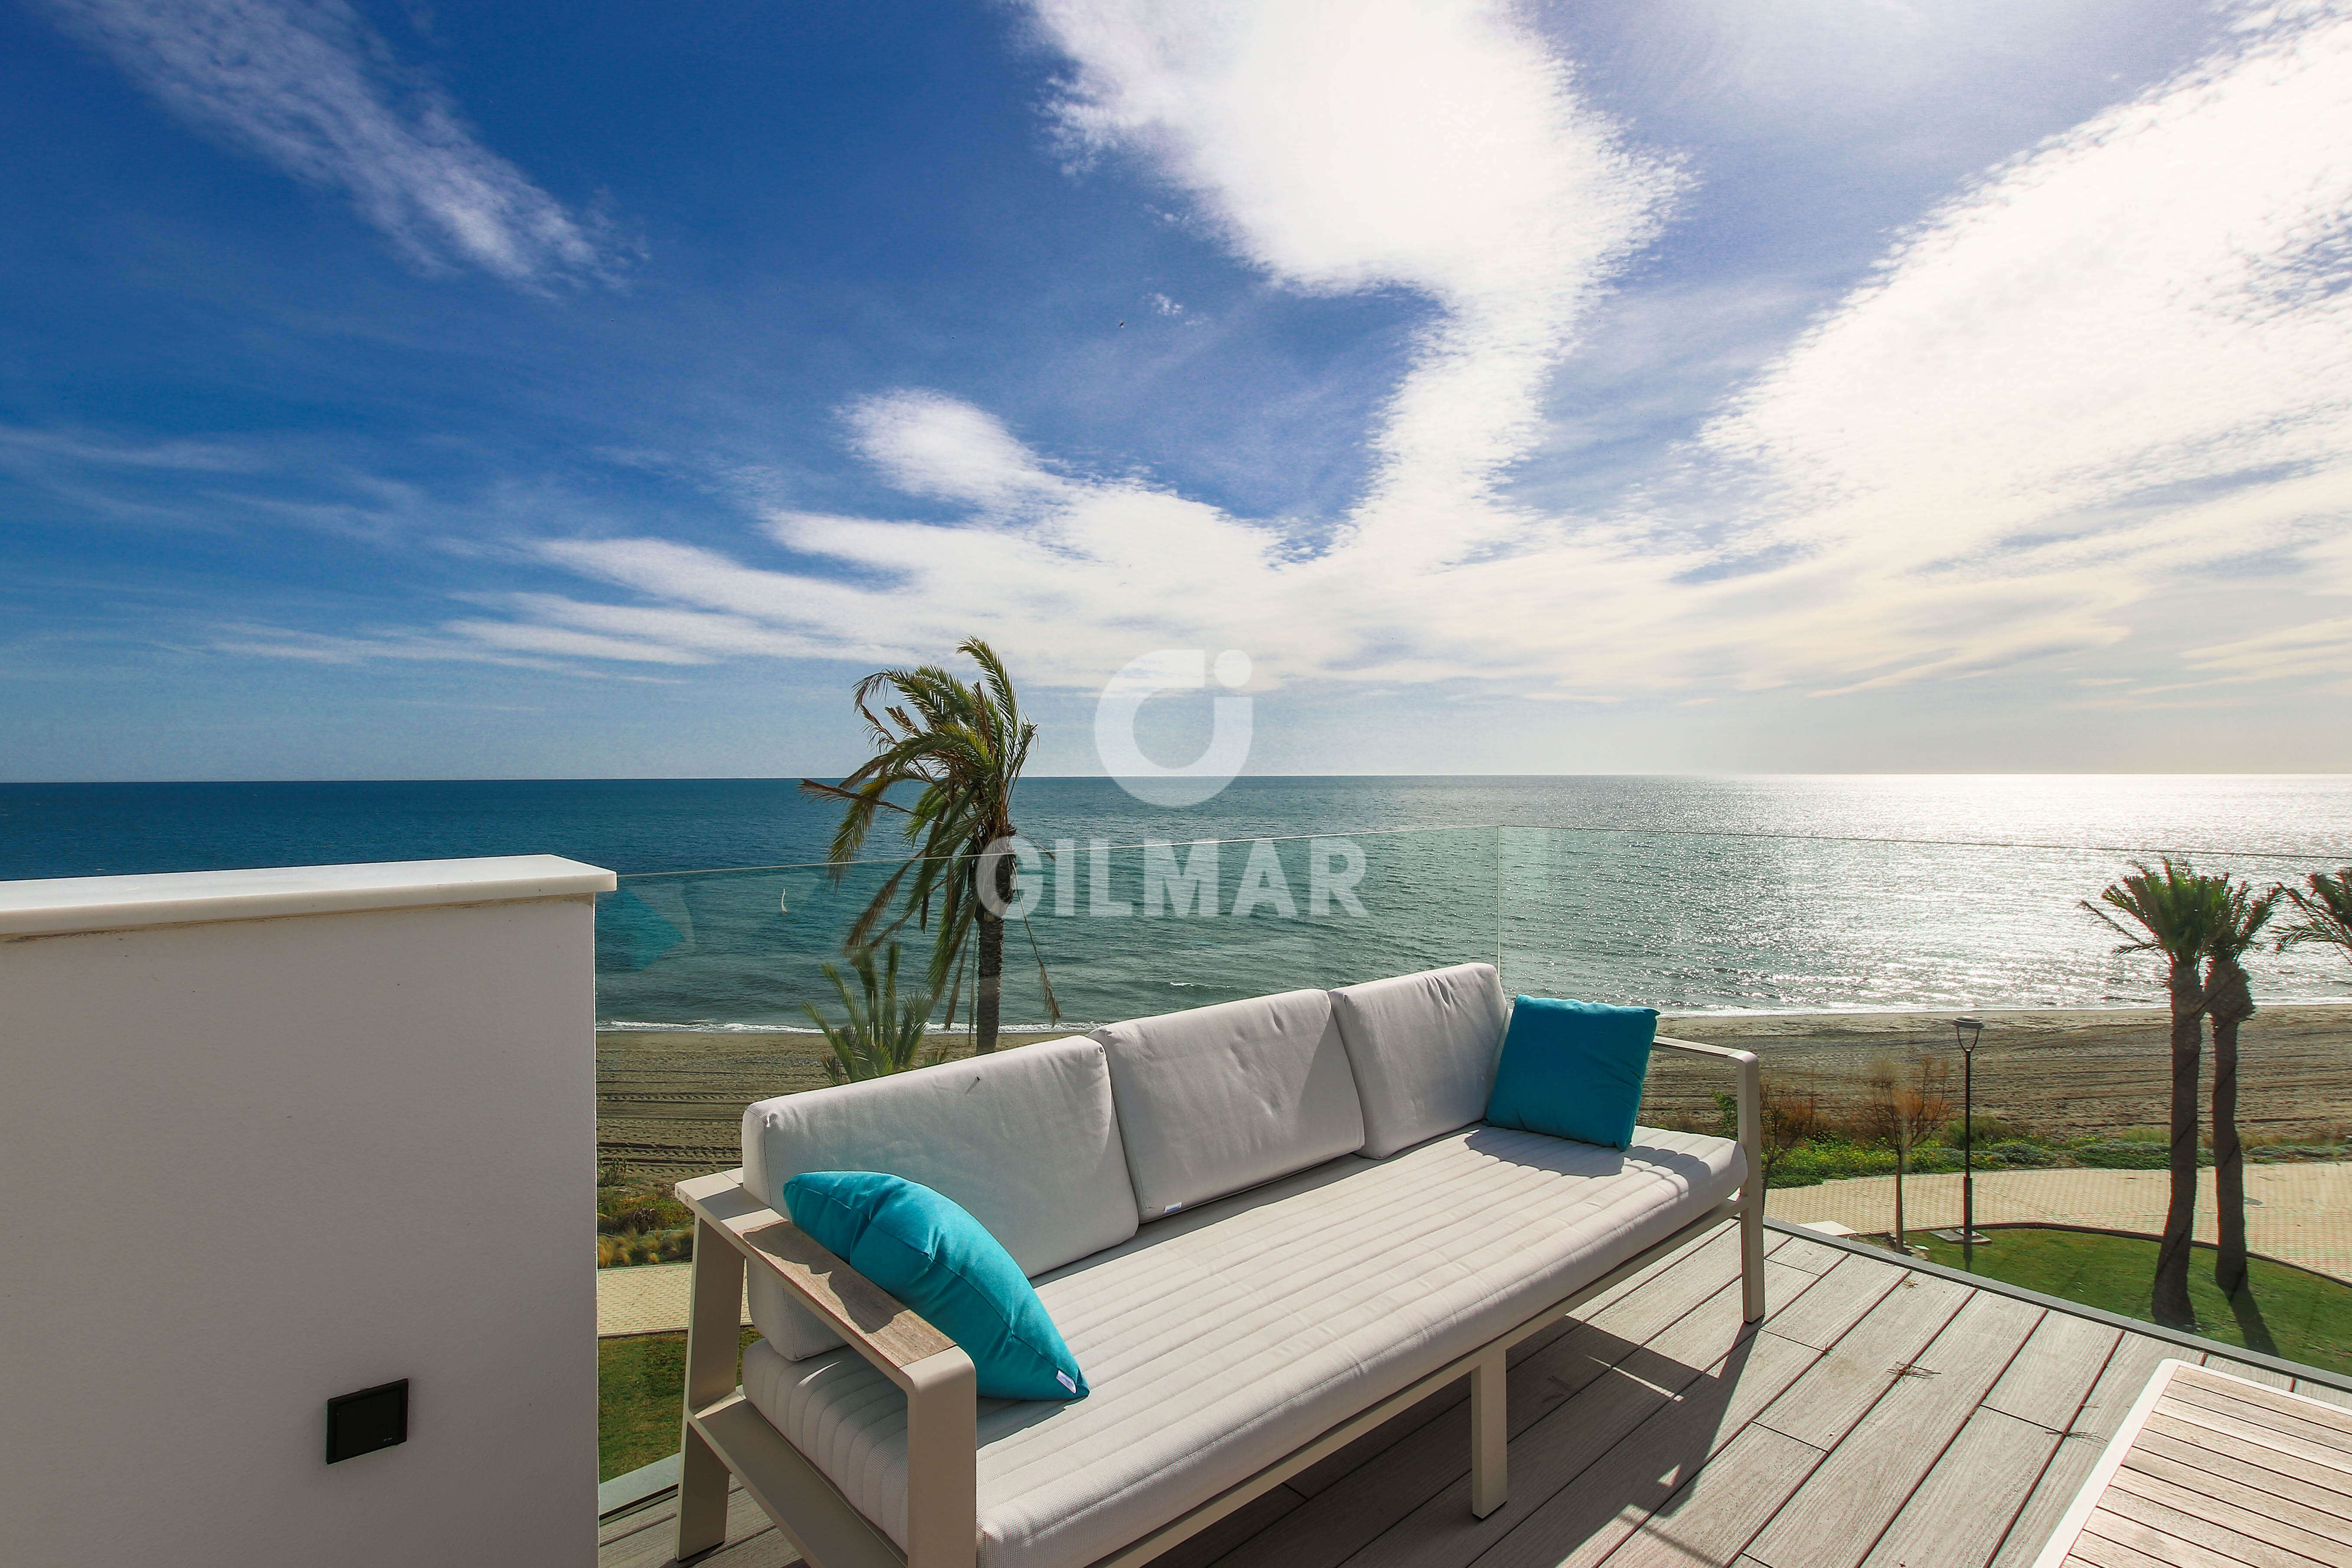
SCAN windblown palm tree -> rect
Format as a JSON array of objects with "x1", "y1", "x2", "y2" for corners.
[
  {"x1": 2204, "y1": 878, "x2": 2279, "y2": 1299},
  {"x1": 2084, "y1": 859, "x2": 2227, "y2": 1329},
  {"x1": 802, "y1": 638, "x2": 1054, "y2": 1054},
  {"x1": 2278, "y1": 867, "x2": 2352, "y2": 968}
]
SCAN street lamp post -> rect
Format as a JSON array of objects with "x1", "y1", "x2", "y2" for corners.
[{"x1": 1955, "y1": 1016, "x2": 1984, "y2": 1271}]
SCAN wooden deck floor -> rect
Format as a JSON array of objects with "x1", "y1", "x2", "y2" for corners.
[{"x1": 598, "y1": 1223, "x2": 2352, "y2": 1568}]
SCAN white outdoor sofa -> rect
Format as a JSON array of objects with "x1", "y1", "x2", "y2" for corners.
[{"x1": 671, "y1": 962, "x2": 1763, "y2": 1568}]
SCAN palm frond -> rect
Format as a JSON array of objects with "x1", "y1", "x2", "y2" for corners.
[
  {"x1": 803, "y1": 638, "x2": 1048, "y2": 1048},
  {"x1": 2279, "y1": 867, "x2": 2352, "y2": 959},
  {"x1": 802, "y1": 942, "x2": 939, "y2": 1084}
]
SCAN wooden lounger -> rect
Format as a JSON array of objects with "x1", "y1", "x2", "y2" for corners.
[{"x1": 2032, "y1": 1357, "x2": 2352, "y2": 1568}]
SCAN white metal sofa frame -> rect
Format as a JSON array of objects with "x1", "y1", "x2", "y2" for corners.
[{"x1": 670, "y1": 1035, "x2": 1764, "y2": 1568}]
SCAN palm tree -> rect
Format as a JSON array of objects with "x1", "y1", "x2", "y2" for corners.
[
  {"x1": 803, "y1": 943, "x2": 940, "y2": 1084},
  {"x1": 2084, "y1": 859, "x2": 2226, "y2": 1329},
  {"x1": 2204, "y1": 878, "x2": 2279, "y2": 1299},
  {"x1": 2278, "y1": 867, "x2": 2352, "y2": 968},
  {"x1": 802, "y1": 638, "x2": 1053, "y2": 1054}
]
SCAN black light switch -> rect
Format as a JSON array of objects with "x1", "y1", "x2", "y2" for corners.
[{"x1": 325, "y1": 1379, "x2": 408, "y2": 1463}]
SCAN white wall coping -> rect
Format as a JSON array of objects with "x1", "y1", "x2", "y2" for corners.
[{"x1": 0, "y1": 854, "x2": 618, "y2": 937}]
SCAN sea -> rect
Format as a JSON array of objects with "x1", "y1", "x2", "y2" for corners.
[{"x1": 7, "y1": 775, "x2": 2351, "y2": 1027}]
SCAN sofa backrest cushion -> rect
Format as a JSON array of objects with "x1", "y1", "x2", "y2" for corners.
[
  {"x1": 1329, "y1": 963, "x2": 1511, "y2": 1157},
  {"x1": 1092, "y1": 988, "x2": 1365, "y2": 1223},
  {"x1": 741, "y1": 1035, "x2": 1137, "y2": 1359}
]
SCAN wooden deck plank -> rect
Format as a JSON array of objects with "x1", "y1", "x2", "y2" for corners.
[
  {"x1": 1987, "y1": 1333, "x2": 2205, "y2": 1568},
  {"x1": 595, "y1": 1229, "x2": 2352, "y2": 1568},
  {"x1": 2169, "y1": 1367, "x2": 2352, "y2": 1442},
  {"x1": 2202, "y1": 1354, "x2": 2297, "y2": 1390},
  {"x1": 600, "y1": 1479, "x2": 795, "y2": 1568},
  {"x1": 1983, "y1": 1312, "x2": 2121, "y2": 1432},
  {"x1": 2142, "y1": 1411, "x2": 2352, "y2": 1499},
  {"x1": 1750, "y1": 1255, "x2": 1903, "y2": 1353},
  {"x1": 2162, "y1": 1377, "x2": 2352, "y2": 1456},
  {"x1": 2146, "y1": 1404, "x2": 2352, "y2": 1481},
  {"x1": 1140, "y1": 1486, "x2": 1307, "y2": 1568},
  {"x1": 1859, "y1": 1407, "x2": 2064, "y2": 1568},
  {"x1": 2129, "y1": 1429, "x2": 2352, "y2": 1516},
  {"x1": 1742, "y1": 1291, "x2": 2043, "y2": 1568},
  {"x1": 2106, "y1": 1465, "x2": 2352, "y2": 1565},
  {"x1": 1281, "y1": 1230, "x2": 1800, "y2": 1502},
  {"x1": 2093, "y1": 1485, "x2": 2336, "y2": 1568},
  {"x1": 1324, "y1": 1258, "x2": 1813, "y2": 1568},
  {"x1": 1466, "y1": 1329, "x2": 1823, "y2": 1568},
  {"x1": 1748, "y1": 1271, "x2": 1974, "y2": 1451},
  {"x1": 1765, "y1": 1235, "x2": 1846, "y2": 1277},
  {"x1": 2080, "y1": 1506, "x2": 2247, "y2": 1568},
  {"x1": 1589, "y1": 1425, "x2": 1825, "y2": 1568},
  {"x1": 1207, "y1": 1246, "x2": 1805, "y2": 1568},
  {"x1": 2066, "y1": 1529, "x2": 2183, "y2": 1568},
  {"x1": 2298, "y1": 1381, "x2": 2352, "y2": 1412}
]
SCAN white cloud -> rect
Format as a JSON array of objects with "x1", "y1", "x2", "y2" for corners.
[
  {"x1": 842, "y1": 393, "x2": 1070, "y2": 510},
  {"x1": 447, "y1": 0, "x2": 2352, "y2": 716},
  {"x1": 37, "y1": 0, "x2": 623, "y2": 286},
  {"x1": 1030, "y1": 0, "x2": 1681, "y2": 564},
  {"x1": 1684, "y1": 0, "x2": 2352, "y2": 686}
]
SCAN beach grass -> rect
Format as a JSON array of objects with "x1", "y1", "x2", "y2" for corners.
[
  {"x1": 1912, "y1": 1226, "x2": 2352, "y2": 1377},
  {"x1": 599, "y1": 1327, "x2": 761, "y2": 1482}
]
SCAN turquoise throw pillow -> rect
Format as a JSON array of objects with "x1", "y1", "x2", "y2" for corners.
[
  {"x1": 1484, "y1": 996, "x2": 1659, "y2": 1151},
  {"x1": 782, "y1": 1171, "x2": 1088, "y2": 1402}
]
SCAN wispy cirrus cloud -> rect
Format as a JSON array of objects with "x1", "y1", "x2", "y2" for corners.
[{"x1": 36, "y1": 0, "x2": 626, "y2": 286}]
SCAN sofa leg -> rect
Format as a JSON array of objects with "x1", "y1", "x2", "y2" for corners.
[
  {"x1": 1469, "y1": 1344, "x2": 1508, "y2": 1519},
  {"x1": 1740, "y1": 1197, "x2": 1767, "y2": 1325},
  {"x1": 677, "y1": 1216, "x2": 747, "y2": 1561},
  {"x1": 1736, "y1": 1049, "x2": 1767, "y2": 1325},
  {"x1": 676, "y1": 1423, "x2": 730, "y2": 1561}
]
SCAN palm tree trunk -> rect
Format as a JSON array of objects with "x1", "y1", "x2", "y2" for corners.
[
  {"x1": 974, "y1": 848, "x2": 1013, "y2": 1054},
  {"x1": 2154, "y1": 960, "x2": 2204, "y2": 1328},
  {"x1": 2210, "y1": 960, "x2": 2252, "y2": 1298}
]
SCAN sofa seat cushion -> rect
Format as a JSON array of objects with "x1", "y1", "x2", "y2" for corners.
[{"x1": 739, "y1": 1123, "x2": 1744, "y2": 1568}]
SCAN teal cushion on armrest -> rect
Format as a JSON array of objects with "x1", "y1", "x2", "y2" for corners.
[
  {"x1": 782, "y1": 1170, "x2": 1088, "y2": 1402},
  {"x1": 1483, "y1": 996, "x2": 1659, "y2": 1151}
]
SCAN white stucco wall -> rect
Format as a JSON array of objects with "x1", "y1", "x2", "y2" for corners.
[{"x1": 0, "y1": 856, "x2": 614, "y2": 1567}]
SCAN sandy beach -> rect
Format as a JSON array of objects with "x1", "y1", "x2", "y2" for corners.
[{"x1": 598, "y1": 1002, "x2": 2352, "y2": 1181}]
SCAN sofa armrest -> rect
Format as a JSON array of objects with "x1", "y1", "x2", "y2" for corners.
[
  {"x1": 1651, "y1": 1035, "x2": 1766, "y2": 1324},
  {"x1": 675, "y1": 1169, "x2": 964, "y2": 1378},
  {"x1": 673, "y1": 1168, "x2": 978, "y2": 1568}
]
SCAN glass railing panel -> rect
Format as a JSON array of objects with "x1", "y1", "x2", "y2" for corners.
[
  {"x1": 592, "y1": 819, "x2": 2352, "y2": 1486},
  {"x1": 1499, "y1": 825, "x2": 2351, "y2": 1378},
  {"x1": 589, "y1": 823, "x2": 1505, "y2": 1482}
]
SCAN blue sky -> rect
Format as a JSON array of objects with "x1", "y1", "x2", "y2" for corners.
[{"x1": 5, "y1": 0, "x2": 2351, "y2": 780}]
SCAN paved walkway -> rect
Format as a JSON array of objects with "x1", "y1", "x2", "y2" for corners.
[
  {"x1": 598, "y1": 1261, "x2": 749, "y2": 1338},
  {"x1": 1765, "y1": 1160, "x2": 2352, "y2": 1281}
]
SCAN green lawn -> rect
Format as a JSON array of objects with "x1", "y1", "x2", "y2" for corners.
[
  {"x1": 1910, "y1": 1226, "x2": 2352, "y2": 1377},
  {"x1": 599, "y1": 1327, "x2": 762, "y2": 1481}
]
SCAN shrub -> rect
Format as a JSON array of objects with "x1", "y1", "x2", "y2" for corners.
[
  {"x1": 598, "y1": 1175, "x2": 696, "y2": 1266},
  {"x1": 2069, "y1": 1140, "x2": 2200, "y2": 1170},
  {"x1": 598, "y1": 1227, "x2": 694, "y2": 1267}
]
